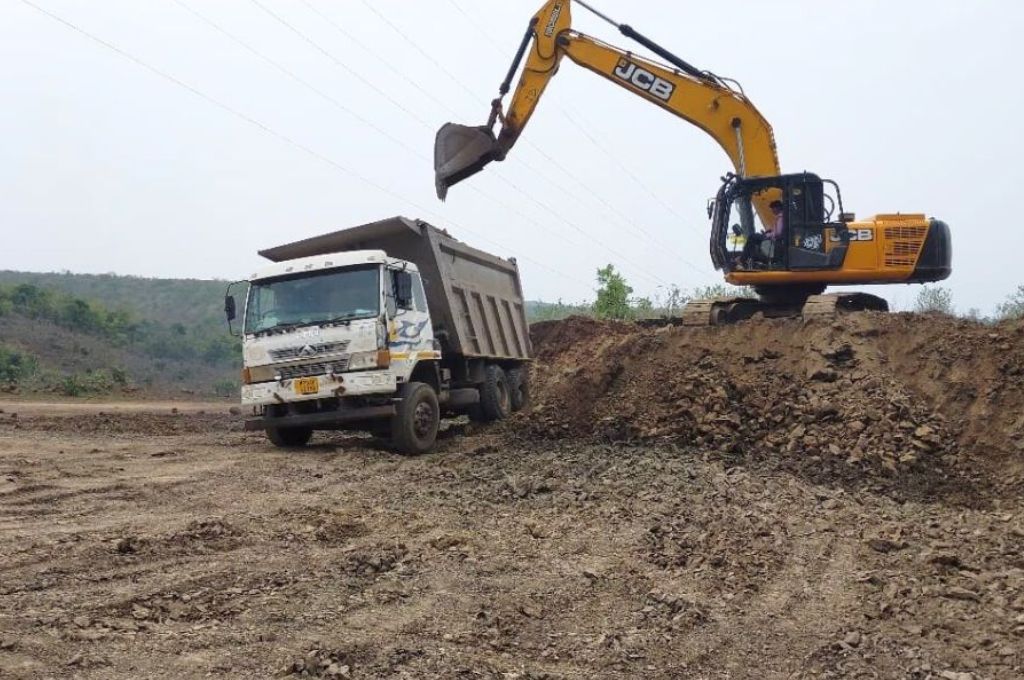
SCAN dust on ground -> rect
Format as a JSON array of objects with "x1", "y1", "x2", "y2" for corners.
[{"x1": 1, "y1": 314, "x2": 1022, "y2": 679}]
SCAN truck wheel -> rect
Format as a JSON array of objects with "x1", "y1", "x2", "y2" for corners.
[
  {"x1": 479, "y1": 364, "x2": 511, "y2": 422},
  {"x1": 507, "y1": 367, "x2": 531, "y2": 412},
  {"x1": 391, "y1": 382, "x2": 440, "y2": 455},
  {"x1": 266, "y1": 426, "x2": 312, "y2": 448}
]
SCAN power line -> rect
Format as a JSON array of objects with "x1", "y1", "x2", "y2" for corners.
[
  {"x1": 236, "y1": 0, "x2": 671, "y2": 288},
  {"x1": 246, "y1": 0, "x2": 435, "y2": 129},
  {"x1": 169, "y1": 0, "x2": 417, "y2": 157},
  {"x1": 444, "y1": 0, "x2": 716, "y2": 270},
  {"x1": 358, "y1": 0, "x2": 484, "y2": 105},
  {"x1": 446, "y1": 0, "x2": 516, "y2": 57},
  {"x1": 298, "y1": 0, "x2": 462, "y2": 120},
  {"x1": 301, "y1": 0, "x2": 665, "y2": 268},
  {"x1": 334, "y1": 2, "x2": 681, "y2": 286},
  {"x1": 559, "y1": 108, "x2": 692, "y2": 226},
  {"x1": 16, "y1": 0, "x2": 592, "y2": 293}
]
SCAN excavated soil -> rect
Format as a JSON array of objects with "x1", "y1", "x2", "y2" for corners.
[{"x1": 1, "y1": 314, "x2": 1023, "y2": 679}]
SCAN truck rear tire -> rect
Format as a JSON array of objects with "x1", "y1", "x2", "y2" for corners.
[
  {"x1": 266, "y1": 426, "x2": 313, "y2": 448},
  {"x1": 507, "y1": 367, "x2": 530, "y2": 412},
  {"x1": 391, "y1": 382, "x2": 440, "y2": 455},
  {"x1": 477, "y1": 364, "x2": 511, "y2": 422}
]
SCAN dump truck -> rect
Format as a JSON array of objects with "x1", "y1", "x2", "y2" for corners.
[{"x1": 224, "y1": 216, "x2": 532, "y2": 454}]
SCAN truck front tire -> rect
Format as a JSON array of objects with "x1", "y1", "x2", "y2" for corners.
[
  {"x1": 266, "y1": 426, "x2": 313, "y2": 448},
  {"x1": 391, "y1": 382, "x2": 440, "y2": 455}
]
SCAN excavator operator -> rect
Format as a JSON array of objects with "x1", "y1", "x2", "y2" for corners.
[{"x1": 739, "y1": 200, "x2": 785, "y2": 268}]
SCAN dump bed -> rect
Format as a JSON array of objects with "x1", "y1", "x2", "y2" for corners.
[{"x1": 259, "y1": 217, "x2": 532, "y2": 361}]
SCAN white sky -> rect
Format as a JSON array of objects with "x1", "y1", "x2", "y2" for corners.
[{"x1": 2, "y1": 0, "x2": 1022, "y2": 314}]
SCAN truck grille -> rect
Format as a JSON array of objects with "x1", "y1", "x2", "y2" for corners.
[
  {"x1": 884, "y1": 226, "x2": 927, "y2": 268},
  {"x1": 269, "y1": 340, "x2": 351, "y2": 361},
  {"x1": 278, "y1": 357, "x2": 351, "y2": 380}
]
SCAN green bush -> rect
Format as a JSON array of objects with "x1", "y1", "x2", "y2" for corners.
[
  {"x1": 58, "y1": 370, "x2": 117, "y2": 397},
  {"x1": 213, "y1": 379, "x2": 239, "y2": 398},
  {"x1": 914, "y1": 286, "x2": 954, "y2": 314},
  {"x1": 0, "y1": 345, "x2": 38, "y2": 383}
]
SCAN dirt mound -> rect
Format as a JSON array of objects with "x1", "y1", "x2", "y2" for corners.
[{"x1": 520, "y1": 313, "x2": 1024, "y2": 500}]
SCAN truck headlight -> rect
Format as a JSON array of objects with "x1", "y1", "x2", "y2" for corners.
[{"x1": 347, "y1": 350, "x2": 389, "y2": 371}]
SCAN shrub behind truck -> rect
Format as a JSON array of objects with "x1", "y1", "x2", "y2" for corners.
[{"x1": 224, "y1": 216, "x2": 532, "y2": 454}]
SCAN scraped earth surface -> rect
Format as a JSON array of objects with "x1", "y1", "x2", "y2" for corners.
[{"x1": 1, "y1": 313, "x2": 1023, "y2": 679}]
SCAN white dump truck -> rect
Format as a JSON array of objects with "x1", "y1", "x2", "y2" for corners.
[{"x1": 225, "y1": 217, "x2": 533, "y2": 454}]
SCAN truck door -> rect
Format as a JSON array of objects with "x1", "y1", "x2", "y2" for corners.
[{"x1": 386, "y1": 269, "x2": 437, "y2": 367}]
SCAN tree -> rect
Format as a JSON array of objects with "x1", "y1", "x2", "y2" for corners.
[
  {"x1": 996, "y1": 285, "x2": 1024, "y2": 320},
  {"x1": 662, "y1": 285, "x2": 688, "y2": 315},
  {"x1": 631, "y1": 296, "x2": 654, "y2": 318},
  {"x1": 593, "y1": 265, "x2": 633, "y2": 320},
  {"x1": 914, "y1": 286, "x2": 954, "y2": 314}
]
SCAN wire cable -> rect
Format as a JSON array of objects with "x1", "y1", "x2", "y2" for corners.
[
  {"x1": 15, "y1": 0, "x2": 593, "y2": 292},
  {"x1": 246, "y1": 0, "x2": 435, "y2": 130},
  {"x1": 336, "y1": 1, "x2": 686, "y2": 285},
  {"x1": 441, "y1": 0, "x2": 714, "y2": 277},
  {"x1": 298, "y1": 0, "x2": 462, "y2": 120},
  {"x1": 305, "y1": 0, "x2": 666, "y2": 266},
  {"x1": 237, "y1": 0, "x2": 671, "y2": 288},
  {"x1": 358, "y1": 0, "x2": 484, "y2": 105}
]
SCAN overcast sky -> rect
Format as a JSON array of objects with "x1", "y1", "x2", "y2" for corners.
[{"x1": 2, "y1": 0, "x2": 1022, "y2": 314}]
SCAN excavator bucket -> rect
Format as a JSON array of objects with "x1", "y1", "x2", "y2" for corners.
[{"x1": 434, "y1": 123, "x2": 499, "y2": 200}]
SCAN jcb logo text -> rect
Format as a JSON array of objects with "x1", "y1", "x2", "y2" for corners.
[
  {"x1": 543, "y1": 3, "x2": 563, "y2": 37},
  {"x1": 830, "y1": 229, "x2": 874, "y2": 242},
  {"x1": 613, "y1": 59, "x2": 674, "y2": 101}
]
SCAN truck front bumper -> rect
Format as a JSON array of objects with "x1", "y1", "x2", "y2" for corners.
[
  {"x1": 244, "y1": 404, "x2": 396, "y2": 432},
  {"x1": 241, "y1": 370, "x2": 397, "y2": 407}
]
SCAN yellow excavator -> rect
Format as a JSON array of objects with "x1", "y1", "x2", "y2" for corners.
[{"x1": 434, "y1": 0, "x2": 952, "y2": 324}]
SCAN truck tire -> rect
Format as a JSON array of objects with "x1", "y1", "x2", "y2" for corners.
[
  {"x1": 478, "y1": 364, "x2": 511, "y2": 422},
  {"x1": 390, "y1": 382, "x2": 440, "y2": 455},
  {"x1": 507, "y1": 367, "x2": 531, "y2": 412},
  {"x1": 266, "y1": 426, "x2": 312, "y2": 448}
]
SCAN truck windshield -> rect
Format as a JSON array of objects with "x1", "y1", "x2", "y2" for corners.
[{"x1": 245, "y1": 265, "x2": 380, "y2": 335}]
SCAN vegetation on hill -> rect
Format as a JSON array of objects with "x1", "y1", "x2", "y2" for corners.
[
  {"x1": 530, "y1": 265, "x2": 751, "y2": 321},
  {"x1": 0, "y1": 270, "x2": 226, "y2": 328},
  {"x1": 0, "y1": 280, "x2": 238, "y2": 397}
]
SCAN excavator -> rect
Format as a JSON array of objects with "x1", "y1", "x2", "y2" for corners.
[{"x1": 433, "y1": 0, "x2": 952, "y2": 324}]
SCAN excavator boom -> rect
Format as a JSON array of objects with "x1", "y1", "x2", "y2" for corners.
[{"x1": 434, "y1": 0, "x2": 780, "y2": 215}]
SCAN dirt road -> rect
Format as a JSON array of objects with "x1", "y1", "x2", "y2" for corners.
[{"x1": 1, "y1": 315, "x2": 1022, "y2": 678}]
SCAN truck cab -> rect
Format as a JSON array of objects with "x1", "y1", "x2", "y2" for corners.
[{"x1": 240, "y1": 251, "x2": 431, "y2": 409}]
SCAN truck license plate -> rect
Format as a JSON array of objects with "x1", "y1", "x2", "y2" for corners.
[{"x1": 293, "y1": 377, "x2": 319, "y2": 395}]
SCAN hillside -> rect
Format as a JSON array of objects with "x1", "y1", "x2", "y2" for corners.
[
  {"x1": 0, "y1": 274, "x2": 238, "y2": 398},
  {"x1": 0, "y1": 270, "x2": 227, "y2": 329}
]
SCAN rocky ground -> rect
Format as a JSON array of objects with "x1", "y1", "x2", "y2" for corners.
[{"x1": 1, "y1": 314, "x2": 1022, "y2": 679}]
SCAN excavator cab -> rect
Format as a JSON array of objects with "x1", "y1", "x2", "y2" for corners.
[{"x1": 711, "y1": 173, "x2": 851, "y2": 274}]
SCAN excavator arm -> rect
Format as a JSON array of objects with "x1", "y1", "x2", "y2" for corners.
[{"x1": 435, "y1": 0, "x2": 781, "y2": 220}]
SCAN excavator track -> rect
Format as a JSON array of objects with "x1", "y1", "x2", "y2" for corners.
[
  {"x1": 680, "y1": 292, "x2": 889, "y2": 326},
  {"x1": 803, "y1": 293, "x2": 890, "y2": 318}
]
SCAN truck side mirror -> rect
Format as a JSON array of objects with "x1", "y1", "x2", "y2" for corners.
[
  {"x1": 394, "y1": 271, "x2": 414, "y2": 310},
  {"x1": 224, "y1": 280, "x2": 248, "y2": 338}
]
